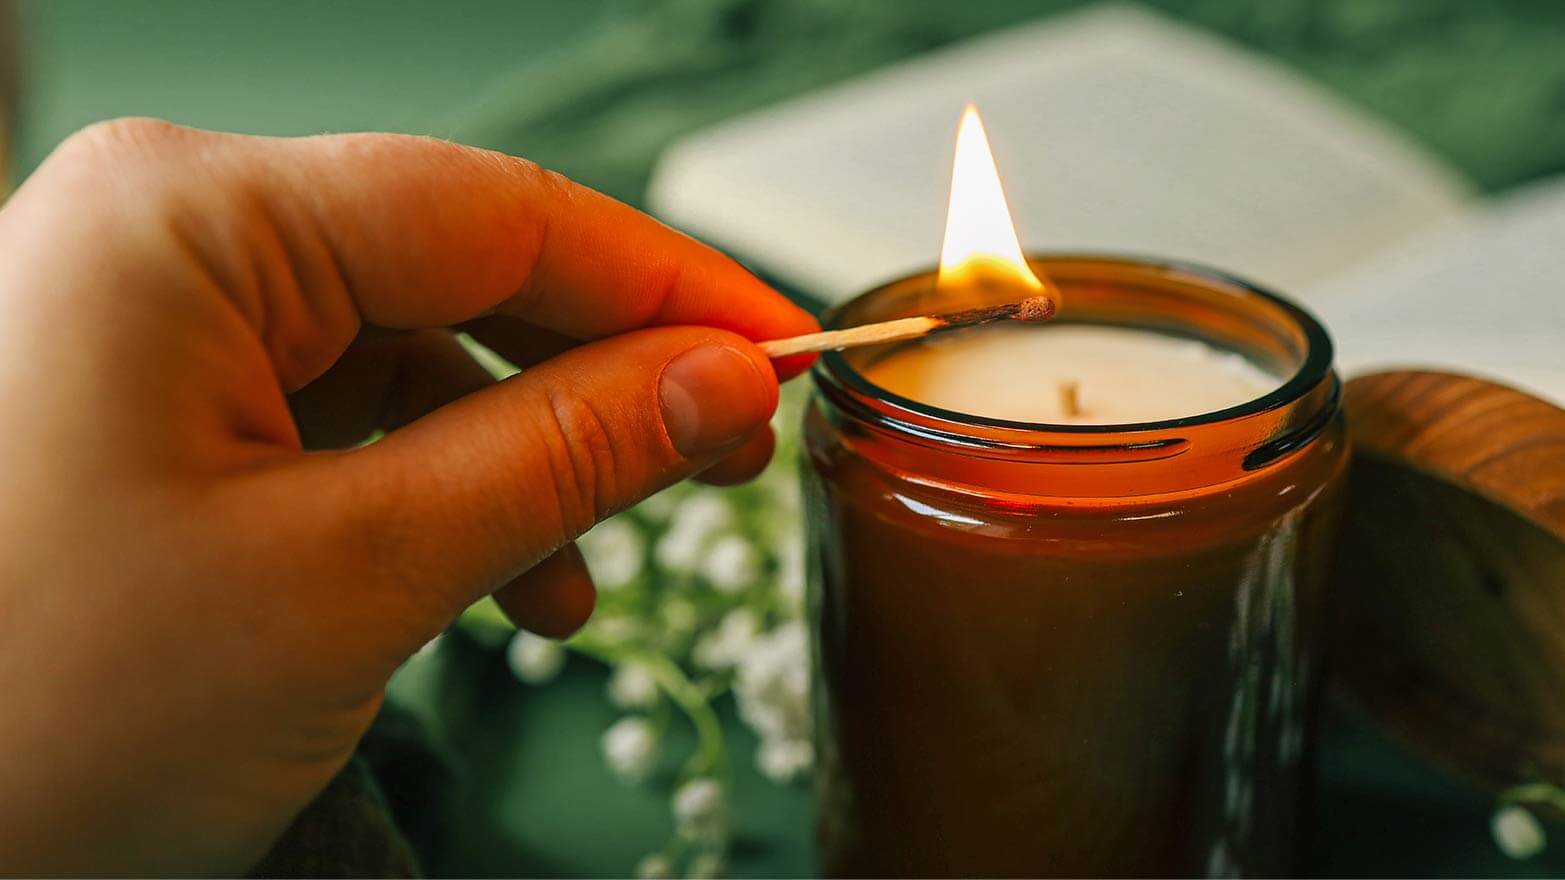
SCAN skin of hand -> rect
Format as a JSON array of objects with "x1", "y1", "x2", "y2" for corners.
[{"x1": 0, "y1": 119, "x2": 818, "y2": 875}]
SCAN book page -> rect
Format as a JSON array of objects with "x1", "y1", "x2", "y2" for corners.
[
  {"x1": 1309, "y1": 175, "x2": 1565, "y2": 408},
  {"x1": 648, "y1": 3, "x2": 1471, "y2": 304}
]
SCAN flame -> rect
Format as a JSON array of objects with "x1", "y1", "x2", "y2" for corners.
[{"x1": 936, "y1": 104, "x2": 1049, "y2": 292}]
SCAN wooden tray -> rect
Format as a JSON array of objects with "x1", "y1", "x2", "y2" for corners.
[{"x1": 1332, "y1": 370, "x2": 1565, "y2": 789}]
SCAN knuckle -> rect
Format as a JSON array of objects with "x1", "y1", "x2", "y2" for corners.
[
  {"x1": 647, "y1": 259, "x2": 685, "y2": 323},
  {"x1": 537, "y1": 385, "x2": 621, "y2": 539},
  {"x1": 58, "y1": 116, "x2": 192, "y2": 163},
  {"x1": 504, "y1": 160, "x2": 572, "y2": 297},
  {"x1": 505, "y1": 155, "x2": 568, "y2": 197},
  {"x1": 45, "y1": 119, "x2": 207, "y2": 206},
  {"x1": 308, "y1": 130, "x2": 424, "y2": 167},
  {"x1": 531, "y1": 164, "x2": 579, "y2": 205}
]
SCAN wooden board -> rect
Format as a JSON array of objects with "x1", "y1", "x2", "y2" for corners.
[{"x1": 1332, "y1": 370, "x2": 1565, "y2": 788}]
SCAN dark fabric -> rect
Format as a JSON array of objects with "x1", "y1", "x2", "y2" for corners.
[
  {"x1": 248, "y1": 702, "x2": 451, "y2": 878},
  {"x1": 247, "y1": 755, "x2": 421, "y2": 879}
]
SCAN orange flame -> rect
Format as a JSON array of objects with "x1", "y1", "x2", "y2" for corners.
[{"x1": 936, "y1": 104, "x2": 1050, "y2": 293}]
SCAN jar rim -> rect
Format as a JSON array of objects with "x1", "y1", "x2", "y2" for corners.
[{"x1": 815, "y1": 253, "x2": 1335, "y2": 439}]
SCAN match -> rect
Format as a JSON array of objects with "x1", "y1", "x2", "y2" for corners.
[{"x1": 759, "y1": 295, "x2": 1057, "y2": 359}]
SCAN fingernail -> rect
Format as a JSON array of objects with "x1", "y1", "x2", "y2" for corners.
[{"x1": 661, "y1": 344, "x2": 774, "y2": 457}]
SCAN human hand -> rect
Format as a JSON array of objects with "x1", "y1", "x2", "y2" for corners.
[{"x1": 0, "y1": 119, "x2": 817, "y2": 875}]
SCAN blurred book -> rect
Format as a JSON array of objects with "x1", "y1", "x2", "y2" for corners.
[{"x1": 648, "y1": 3, "x2": 1565, "y2": 406}]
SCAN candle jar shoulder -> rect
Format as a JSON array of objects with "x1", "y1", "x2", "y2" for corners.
[{"x1": 804, "y1": 400, "x2": 1349, "y2": 557}]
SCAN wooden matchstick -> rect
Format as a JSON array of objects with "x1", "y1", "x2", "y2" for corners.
[{"x1": 760, "y1": 296, "x2": 1056, "y2": 358}]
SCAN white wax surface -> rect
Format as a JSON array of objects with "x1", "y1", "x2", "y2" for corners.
[{"x1": 862, "y1": 324, "x2": 1282, "y2": 425}]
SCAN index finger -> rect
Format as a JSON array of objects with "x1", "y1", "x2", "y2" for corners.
[{"x1": 272, "y1": 132, "x2": 819, "y2": 356}]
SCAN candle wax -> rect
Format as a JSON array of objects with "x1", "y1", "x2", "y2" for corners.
[{"x1": 863, "y1": 324, "x2": 1281, "y2": 424}]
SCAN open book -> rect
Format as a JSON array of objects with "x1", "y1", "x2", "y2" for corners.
[{"x1": 647, "y1": 3, "x2": 1565, "y2": 407}]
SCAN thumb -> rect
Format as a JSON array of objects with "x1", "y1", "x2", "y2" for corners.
[{"x1": 283, "y1": 324, "x2": 778, "y2": 639}]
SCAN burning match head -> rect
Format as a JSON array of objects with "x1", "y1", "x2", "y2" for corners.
[
  {"x1": 936, "y1": 295, "x2": 1059, "y2": 331},
  {"x1": 1013, "y1": 295, "x2": 1056, "y2": 323}
]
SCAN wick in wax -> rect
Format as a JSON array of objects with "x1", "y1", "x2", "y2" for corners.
[{"x1": 1058, "y1": 380, "x2": 1082, "y2": 418}]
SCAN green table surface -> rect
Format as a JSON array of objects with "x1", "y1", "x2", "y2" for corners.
[{"x1": 13, "y1": 1, "x2": 1565, "y2": 876}]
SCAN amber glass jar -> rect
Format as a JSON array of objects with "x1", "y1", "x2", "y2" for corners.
[{"x1": 803, "y1": 255, "x2": 1347, "y2": 878}]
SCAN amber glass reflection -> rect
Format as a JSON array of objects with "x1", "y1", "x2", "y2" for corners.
[{"x1": 803, "y1": 256, "x2": 1347, "y2": 877}]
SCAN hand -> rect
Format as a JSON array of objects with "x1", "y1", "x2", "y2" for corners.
[{"x1": 0, "y1": 119, "x2": 817, "y2": 874}]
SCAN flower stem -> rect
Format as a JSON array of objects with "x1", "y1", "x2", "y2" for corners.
[
  {"x1": 1503, "y1": 782, "x2": 1565, "y2": 812},
  {"x1": 568, "y1": 634, "x2": 730, "y2": 785}
]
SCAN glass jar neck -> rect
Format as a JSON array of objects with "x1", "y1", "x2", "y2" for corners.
[{"x1": 812, "y1": 255, "x2": 1339, "y2": 499}]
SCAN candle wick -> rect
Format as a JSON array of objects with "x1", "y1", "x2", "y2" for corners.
[{"x1": 1059, "y1": 380, "x2": 1082, "y2": 418}]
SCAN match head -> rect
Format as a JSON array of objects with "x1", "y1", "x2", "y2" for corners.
[
  {"x1": 935, "y1": 296, "x2": 1060, "y2": 331},
  {"x1": 1013, "y1": 295, "x2": 1056, "y2": 323}
]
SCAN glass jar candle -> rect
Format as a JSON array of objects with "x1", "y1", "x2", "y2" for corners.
[{"x1": 803, "y1": 255, "x2": 1347, "y2": 877}]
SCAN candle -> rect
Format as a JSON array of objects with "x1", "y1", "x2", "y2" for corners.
[
  {"x1": 863, "y1": 323, "x2": 1281, "y2": 425},
  {"x1": 803, "y1": 256, "x2": 1347, "y2": 878},
  {"x1": 801, "y1": 108, "x2": 1346, "y2": 876}
]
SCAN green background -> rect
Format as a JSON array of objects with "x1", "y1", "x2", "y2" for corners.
[
  {"x1": 13, "y1": 1, "x2": 607, "y2": 173},
  {"x1": 12, "y1": 1, "x2": 1565, "y2": 876}
]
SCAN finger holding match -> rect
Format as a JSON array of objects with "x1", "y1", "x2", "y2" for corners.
[{"x1": 759, "y1": 295, "x2": 1056, "y2": 359}]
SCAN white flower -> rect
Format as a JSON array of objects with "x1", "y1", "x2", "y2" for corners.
[
  {"x1": 602, "y1": 716, "x2": 657, "y2": 782},
  {"x1": 608, "y1": 661, "x2": 660, "y2": 709},
  {"x1": 672, "y1": 777, "x2": 726, "y2": 838},
  {"x1": 655, "y1": 494, "x2": 732, "y2": 574},
  {"x1": 693, "y1": 609, "x2": 761, "y2": 671},
  {"x1": 735, "y1": 622, "x2": 811, "y2": 740},
  {"x1": 734, "y1": 622, "x2": 812, "y2": 779},
  {"x1": 635, "y1": 854, "x2": 673, "y2": 879},
  {"x1": 757, "y1": 737, "x2": 814, "y2": 783},
  {"x1": 687, "y1": 852, "x2": 725, "y2": 879},
  {"x1": 675, "y1": 492, "x2": 733, "y2": 533},
  {"x1": 700, "y1": 534, "x2": 759, "y2": 593},
  {"x1": 506, "y1": 631, "x2": 565, "y2": 685},
  {"x1": 1494, "y1": 804, "x2": 1546, "y2": 859},
  {"x1": 655, "y1": 527, "x2": 707, "y2": 576},
  {"x1": 580, "y1": 518, "x2": 646, "y2": 590}
]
